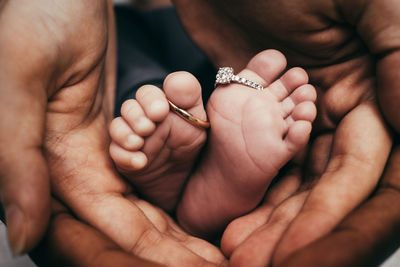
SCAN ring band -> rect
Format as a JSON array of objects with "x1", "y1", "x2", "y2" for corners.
[
  {"x1": 215, "y1": 67, "x2": 264, "y2": 91},
  {"x1": 168, "y1": 100, "x2": 210, "y2": 129}
]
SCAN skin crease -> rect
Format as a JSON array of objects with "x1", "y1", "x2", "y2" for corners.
[
  {"x1": 0, "y1": 1, "x2": 398, "y2": 267},
  {"x1": 0, "y1": 0, "x2": 226, "y2": 266},
  {"x1": 171, "y1": 0, "x2": 398, "y2": 266}
]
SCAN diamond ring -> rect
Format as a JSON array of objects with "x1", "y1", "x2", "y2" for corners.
[{"x1": 215, "y1": 67, "x2": 264, "y2": 91}]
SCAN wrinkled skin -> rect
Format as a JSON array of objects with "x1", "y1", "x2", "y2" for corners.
[
  {"x1": 1, "y1": 0, "x2": 400, "y2": 266},
  {"x1": 0, "y1": 1, "x2": 225, "y2": 266},
  {"x1": 171, "y1": 0, "x2": 399, "y2": 266}
]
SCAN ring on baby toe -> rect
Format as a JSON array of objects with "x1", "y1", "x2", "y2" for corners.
[
  {"x1": 168, "y1": 100, "x2": 210, "y2": 129},
  {"x1": 215, "y1": 67, "x2": 264, "y2": 91}
]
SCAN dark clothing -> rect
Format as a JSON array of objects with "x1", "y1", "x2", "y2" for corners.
[{"x1": 114, "y1": 5, "x2": 215, "y2": 116}]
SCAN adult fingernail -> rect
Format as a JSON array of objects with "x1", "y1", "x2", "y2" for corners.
[{"x1": 5, "y1": 204, "x2": 26, "y2": 256}]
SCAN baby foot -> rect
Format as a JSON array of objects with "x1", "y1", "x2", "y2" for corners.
[
  {"x1": 177, "y1": 50, "x2": 317, "y2": 237},
  {"x1": 109, "y1": 72, "x2": 208, "y2": 211}
]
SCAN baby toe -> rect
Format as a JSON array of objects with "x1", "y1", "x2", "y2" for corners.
[
  {"x1": 136, "y1": 85, "x2": 170, "y2": 122},
  {"x1": 164, "y1": 72, "x2": 202, "y2": 107},
  {"x1": 281, "y1": 84, "x2": 317, "y2": 118},
  {"x1": 289, "y1": 101, "x2": 317, "y2": 123},
  {"x1": 243, "y1": 50, "x2": 287, "y2": 88},
  {"x1": 121, "y1": 99, "x2": 156, "y2": 136},
  {"x1": 164, "y1": 71, "x2": 208, "y2": 124},
  {"x1": 284, "y1": 121, "x2": 312, "y2": 153},
  {"x1": 109, "y1": 117, "x2": 144, "y2": 150},
  {"x1": 109, "y1": 141, "x2": 148, "y2": 171},
  {"x1": 268, "y1": 67, "x2": 309, "y2": 101}
]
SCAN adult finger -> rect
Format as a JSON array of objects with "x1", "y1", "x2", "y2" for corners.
[
  {"x1": 229, "y1": 192, "x2": 308, "y2": 267},
  {"x1": 337, "y1": 0, "x2": 400, "y2": 132},
  {"x1": 48, "y1": 129, "x2": 224, "y2": 266},
  {"x1": 30, "y1": 201, "x2": 161, "y2": 267},
  {"x1": 221, "y1": 170, "x2": 302, "y2": 256},
  {"x1": 72, "y1": 191, "x2": 223, "y2": 266},
  {"x1": 278, "y1": 145, "x2": 400, "y2": 267},
  {"x1": 222, "y1": 133, "x2": 333, "y2": 264},
  {"x1": 222, "y1": 134, "x2": 332, "y2": 266},
  {"x1": 273, "y1": 102, "x2": 392, "y2": 264}
]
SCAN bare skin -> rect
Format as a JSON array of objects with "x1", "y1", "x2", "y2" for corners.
[
  {"x1": 172, "y1": 0, "x2": 396, "y2": 265},
  {"x1": 109, "y1": 72, "x2": 208, "y2": 212},
  {"x1": 1, "y1": 0, "x2": 400, "y2": 266},
  {"x1": 109, "y1": 50, "x2": 316, "y2": 238},
  {"x1": 0, "y1": 1, "x2": 226, "y2": 266},
  {"x1": 177, "y1": 50, "x2": 316, "y2": 237}
]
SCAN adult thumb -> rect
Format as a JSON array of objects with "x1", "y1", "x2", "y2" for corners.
[{"x1": 0, "y1": 78, "x2": 51, "y2": 255}]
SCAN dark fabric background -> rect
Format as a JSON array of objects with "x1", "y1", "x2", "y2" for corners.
[{"x1": 114, "y1": 5, "x2": 216, "y2": 116}]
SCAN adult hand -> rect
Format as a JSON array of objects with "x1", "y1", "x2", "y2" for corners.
[
  {"x1": 29, "y1": 199, "x2": 226, "y2": 267},
  {"x1": 173, "y1": 0, "x2": 399, "y2": 265},
  {"x1": 0, "y1": 0, "x2": 115, "y2": 254},
  {"x1": 0, "y1": 0, "x2": 226, "y2": 265},
  {"x1": 175, "y1": 0, "x2": 400, "y2": 131},
  {"x1": 221, "y1": 104, "x2": 392, "y2": 267},
  {"x1": 277, "y1": 145, "x2": 400, "y2": 266},
  {"x1": 29, "y1": 200, "x2": 161, "y2": 267}
]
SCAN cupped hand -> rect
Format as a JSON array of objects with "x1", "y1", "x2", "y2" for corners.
[
  {"x1": 174, "y1": 0, "x2": 399, "y2": 265},
  {"x1": 29, "y1": 198, "x2": 226, "y2": 267},
  {"x1": 277, "y1": 145, "x2": 400, "y2": 266},
  {"x1": 0, "y1": 0, "x2": 227, "y2": 265},
  {"x1": 221, "y1": 102, "x2": 392, "y2": 266},
  {"x1": 0, "y1": 0, "x2": 115, "y2": 254},
  {"x1": 30, "y1": 200, "x2": 162, "y2": 267}
]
